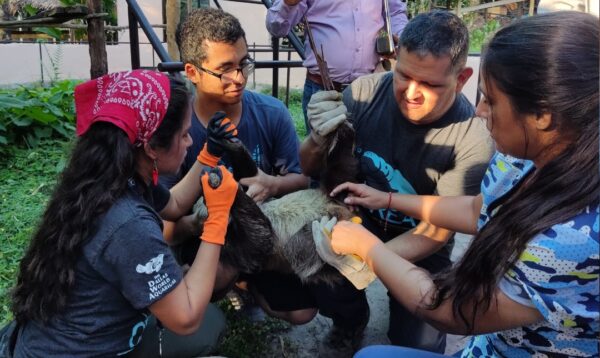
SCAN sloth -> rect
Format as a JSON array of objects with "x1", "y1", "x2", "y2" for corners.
[
  {"x1": 1, "y1": 0, "x2": 63, "y2": 18},
  {"x1": 196, "y1": 121, "x2": 359, "y2": 286}
]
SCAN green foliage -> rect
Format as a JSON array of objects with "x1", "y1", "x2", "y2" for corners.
[
  {"x1": 258, "y1": 87, "x2": 306, "y2": 139},
  {"x1": 216, "y1": 300, "x2": 292, "y2": 357},
  {"x1": 0, "y1": 80, "x2": 80, "y2": 148},
  {"x1": 468, "y1": 18, "x2": 501, "y2": 53},
  {"x1": 33, "y1": 27, "x2": 64, "y2": 41},
  {"x1": 60, "y1": 0, "x2": 118, "y2": 25},
  {"x1": 0, "y1": 91, "x2": 308, "y2": 352},
  {"x1": 0, "y1": 139, "x2": 73, "y2": 324}
]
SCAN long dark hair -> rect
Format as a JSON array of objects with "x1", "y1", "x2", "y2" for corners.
[
  {"x1": 430, "y1": 12, "x2": 599, "y2": 331},
  {"x1": 12, "y1": 76, "x2": 189, "y2": 324}
]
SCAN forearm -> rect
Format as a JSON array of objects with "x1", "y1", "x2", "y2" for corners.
[
  {"x1": 365, "y1": 243, "x2": 462, "y2": 333},
  {"x1": 272, "y1": 173, "x2": 309, "y2": 197},
  {"x1": 299, "y1": 136, "x2": 326, "y2": 177},
  {"x1": 180, "y1": 242, "x2": 221, "y2": 325},
  {"x1": 150, "y1": 241, "x2": 221, "y2": 335},
  {"x1": 385, "y1": 224, "x2": 452, "y2": 262},
  {"x1": 162, "y1": 162, "x2": 203, "y2": 220},
  {"x1": 391, "y1": 194, "x2": 480, "y2": 235},
  {"x1": 371, "y1": 242, "x2": 543, "y2": 334}
]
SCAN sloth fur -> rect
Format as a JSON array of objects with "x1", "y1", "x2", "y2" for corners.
[{"x1": 196, "y1": 121, "x2": 358, "y2": 286}]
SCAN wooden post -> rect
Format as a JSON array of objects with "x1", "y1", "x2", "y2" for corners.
[
  {"x1": 87, "y1": 0, "x2": 108, "y2": 79},
  {"x1": 166, "y1": 0, "x2": 180, "y2": 61}
]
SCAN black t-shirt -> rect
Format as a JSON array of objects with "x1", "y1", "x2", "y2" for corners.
[
  {"x1": 343, "y1": 72, "x2": 493, "y2": 260},
  {"x1": 14, "y1": 180, "x2": 182, "y2": 357}
]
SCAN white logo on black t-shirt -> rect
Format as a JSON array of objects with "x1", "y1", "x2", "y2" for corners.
[{"x1": 136, "y1": 254, "x2": 164, "y2": 274}]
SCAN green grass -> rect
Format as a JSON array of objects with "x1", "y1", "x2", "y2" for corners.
[
  {"x1": 0, "y1": 90, "x2": 305, "y2": 355},
  {"x1": 0, "y1": 139, "x2": 72, "y2": 324}
]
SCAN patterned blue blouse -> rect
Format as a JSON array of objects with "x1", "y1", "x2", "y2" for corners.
[{"x1": 461, "y1": 152, "x2": 599, "y2": 357}]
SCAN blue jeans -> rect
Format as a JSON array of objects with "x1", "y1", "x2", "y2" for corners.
[
  {"x1": 354, "y1": 345, "x2": 450, "y2": 358},
  {"x1": 302, "y1": 77, "x2": 325, "y2": 136}
]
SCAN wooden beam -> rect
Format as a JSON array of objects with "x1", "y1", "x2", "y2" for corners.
[{"x1": 87, "y1": 0, "x2": 108, "y2": 79}]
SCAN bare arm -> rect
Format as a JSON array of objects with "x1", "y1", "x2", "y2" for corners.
[
  {"x1": 159, "y1": 161, "x2": 204, "y2": 221},
  {"x1": 385, "y1": 221, "x2": 453, "y2": 262},
  {"x1": 332, "y1": 222, "x2": 543, "y2": 335},
  {"x1": 331, "y1": 182, "x2": 483, "y2": 235},
  {"x1": 150, "y1": 166, "x2": 238, "y2": 335},
  {"x1": 239, "y1": 170, "x2": 309, "y2": 203},
  {"x1": 367, "y1": 242, "x2": 543, "y2": 334},
  {"x1": 149, "y1": 242, "x2": 220, "y2": 335}
]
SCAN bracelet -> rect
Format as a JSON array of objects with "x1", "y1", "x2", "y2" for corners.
[{"x1": 383, "y1": 191, "x2": 392, "y2": 233}]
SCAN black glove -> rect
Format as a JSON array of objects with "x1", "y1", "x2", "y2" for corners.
[{"x1": 206, "y1": 111, "x2": 239, "y2": 157}]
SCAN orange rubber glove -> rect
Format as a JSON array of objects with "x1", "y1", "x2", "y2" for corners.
[
  {"x1": 200, "y1": 165, "x2": 238, "y2": 245},
  {"x1": 197, "y1": 112, "x2": 238, "y2": 167}
]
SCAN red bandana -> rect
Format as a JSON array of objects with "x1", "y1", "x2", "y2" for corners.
[{"x1": 74, "y1": 70, "x2": 171, "y2": 145}]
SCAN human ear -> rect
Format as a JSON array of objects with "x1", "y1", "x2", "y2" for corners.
[
  {"x1": 184, "y1": 63, "x2": 200, "y2": 84},
  {"x1": 455, "y1": 67, "x2": 473, "y2": 93},
  {"x1": 535, "y1": 112, "x2": 553, "y2": 131},
  {"x1": 143, "y1": 142, "x2": 158, "y2": 161}
]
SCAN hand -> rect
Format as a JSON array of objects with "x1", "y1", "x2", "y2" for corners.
[
  {"x1": 239, "y1": 168, "x2": 275, "y2": 204},
  {"x1": 331, "y1": 220, "x2": 382, "y2": 260},
  {"x1": 197, "y1": 112, "x2": 238, "y2": 167},
  {"x1": 283, "y1": 0, "x2": 301, "y2": 5},
  {"x1": 330, "y1": 182, "x2": 389, "y2": 210},
  {"x1": 307, "y1": 90, "x2": 347, "y2": 145},
  {"x1": 200, "y1": 165, "x2": 238, "y2": 245},
  {"x1": 207, "y1": 111, "x2": 238, "y2": 157},
  {"x1": 312, "y1": 216, "x2": 376, "y2": 289}
]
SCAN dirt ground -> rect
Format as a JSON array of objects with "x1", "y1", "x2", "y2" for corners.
[{"x1": 266, "y1": 234, "x2": 474, "y2": 358}]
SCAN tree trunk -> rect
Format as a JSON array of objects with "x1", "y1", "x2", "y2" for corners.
[
  {"x1": 166, "y1": 0, "x2": 180, "y2": 61},
  {"x1": 87, "y1": 0, "x2": 108, "y2": 79}
]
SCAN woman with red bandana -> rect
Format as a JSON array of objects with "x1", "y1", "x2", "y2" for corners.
[{"x1": 8, "y1": 70, "x2": 239, "y2": 357}]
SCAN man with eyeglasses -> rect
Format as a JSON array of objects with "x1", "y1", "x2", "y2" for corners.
[{"x1": 159, "y1": 8, "x2": 316, "y2": 327}]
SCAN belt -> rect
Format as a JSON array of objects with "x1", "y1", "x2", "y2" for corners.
[{"x1": 307, "y1": 71, "x2": 349, "y2": 92}]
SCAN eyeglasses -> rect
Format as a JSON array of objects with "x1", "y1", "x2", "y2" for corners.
[{"x1": 194, "y1": 59, "x2": 255, "y2": 84}]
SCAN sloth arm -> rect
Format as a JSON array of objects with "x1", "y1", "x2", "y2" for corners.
[{"x1": 299, "y1": 135, "x2": 326, "y2": 177}]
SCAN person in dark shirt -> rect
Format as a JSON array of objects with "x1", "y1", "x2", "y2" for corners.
[
  {"x1": 11, "y1": 69, "x2": 238, "y2": 357},
  {"x1": 301, "y1": 11, "x2": 493, "y2": 353}
]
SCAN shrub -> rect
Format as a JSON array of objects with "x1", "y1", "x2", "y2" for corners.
[{"x1": 0, "y1": 80, "x2": 80, "y2": 148}]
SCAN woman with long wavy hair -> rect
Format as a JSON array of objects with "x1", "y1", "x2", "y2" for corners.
[
  {"x1": 9, "y1": 69, "x2": 239, "y2": 357},
  {"x1": 322, "y1": 11, "x2": 598, "y2": 357}
]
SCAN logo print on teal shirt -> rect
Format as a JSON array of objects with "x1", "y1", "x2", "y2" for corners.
[{"x1": 362, "y1": 151, "x2": 418, "y2": 227}]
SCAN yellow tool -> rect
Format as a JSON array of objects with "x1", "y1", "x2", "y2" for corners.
[
  {"x1": 350, "y1": 216, "x2": 362, "y2": 224},
  {"x1": 322, "y1": 216, "x2": 364, "y2": 261}
]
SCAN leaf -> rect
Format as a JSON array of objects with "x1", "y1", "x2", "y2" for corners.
[
  {"x1": 0, "y1": 96, "x2": 29, "y2": 110},
  {"x1": 12, "y1": 118, "x2": 32, "y2": 127},
  {"x1": 46, "y1": 104, "x2": 65, "y2": 118},
  {"x1": 23, "y1": 4, "x2": 37, "y2": 17},
  {"x1": 34, "y1": 127, "x2": 53, "y2": 139},
  {"x1": 0, "y1": 136, "x2": 7, "y2": 145},
  {"x1": 33, "y1": 28, "x2": 64, "y2": 41},
  {"x1": 24, "y1": 108, "x2": 57, "y2": 124}
]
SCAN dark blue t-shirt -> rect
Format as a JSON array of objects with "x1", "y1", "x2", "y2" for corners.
[
  {"x1": 14, "y1": 181, "x2": 182, "y2": 357},
  {"x1": 160, "y1": 90, "x2": 301, "y2": 188}
]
